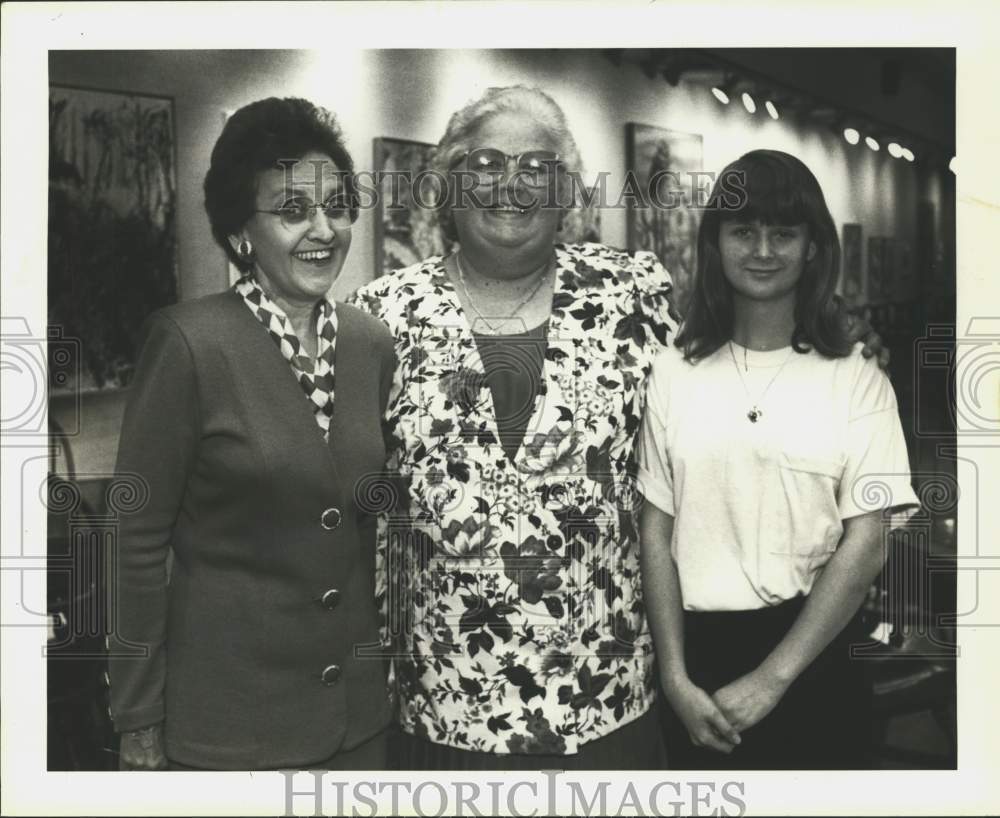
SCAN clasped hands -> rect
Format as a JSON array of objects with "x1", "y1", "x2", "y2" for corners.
[
  {"x1": 664, "y1": 666, "x2": 791, "y2": 755},
  {"x1": 118, "y1": 723, "x2": 168, "y2": 770}
]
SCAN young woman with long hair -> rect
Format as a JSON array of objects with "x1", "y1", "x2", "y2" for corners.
[{"x1": 637, "y1": 149, "x2": 919, "y2": 769}]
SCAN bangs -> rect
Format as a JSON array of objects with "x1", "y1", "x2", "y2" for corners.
[{"x1": 715, "y1": 155, "x2": 814, "y2": 226}]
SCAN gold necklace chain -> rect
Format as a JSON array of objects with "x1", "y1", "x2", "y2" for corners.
[
  {"x1": 454, "y1": 252, "x2": 552, "y2": 334},
  {"x1": 728, "y1": 342, "x2": 795, "y2": 423}
]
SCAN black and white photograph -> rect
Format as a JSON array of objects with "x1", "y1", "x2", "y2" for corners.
[{"x1": 2, "y1": 2, "x2": 997, "y2": 817}]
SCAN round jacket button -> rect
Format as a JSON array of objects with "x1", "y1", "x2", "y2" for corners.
[
  {"x1": 321, "y1": 507, "x2": 342, "y2": 530},
  {"x1": 320, "y1": 589, "x2": 341, "y2": 610},
  {"x1": 321, "y1": 664, "x2": 342, "y2": 685}
]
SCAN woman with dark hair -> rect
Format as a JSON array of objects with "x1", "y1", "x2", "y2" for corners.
[
  {"x1": 109, "y1": 97, "x2": 395, "y2": 770},
  {"x1": 679, "y1": 149, "x2": 852, "y2": 362},
  {"x1": 637, "y1": 149, "x2": 919, "y2": 769}
]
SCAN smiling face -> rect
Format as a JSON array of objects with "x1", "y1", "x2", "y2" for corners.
[
  {"x1": 450, "y1": 111, "x2": 565, "y2": 261},
  {"x1": 718, "y1": 219, "x2": 816, "y2": 306},
  {"x1": 231, "y1": 150, "x2": 352, "y2": 307}
]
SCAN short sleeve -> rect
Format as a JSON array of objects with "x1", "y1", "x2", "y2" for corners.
[
  {"x1": 631, "y1": 251, "x2": 682, "y2": 346},
  {"x1": 636, "y1": 349, "x2": 675, "y2": 515},
  {"x1": 837, "y1": 357, "x2": 920, "y2": 527},
  {"x1": 346, "y1": 281, "x2": 384, "y2": 321}
]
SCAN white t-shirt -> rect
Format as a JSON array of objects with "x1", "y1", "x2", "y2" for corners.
[{"x1": 636, "y1": 340, "x2": 920, "y2": 611}]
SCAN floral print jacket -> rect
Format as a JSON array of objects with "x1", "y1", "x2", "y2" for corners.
[{"x1": 350, "y1": 243, "x2": 679, "y2": 754}]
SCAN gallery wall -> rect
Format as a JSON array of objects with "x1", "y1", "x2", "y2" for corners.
[
  {"x1": 50, "y1": 48, "x2": 951, "y2": 301},
  {"x1": 48, "y1": 48, "x2": 953, "y2": 474}
]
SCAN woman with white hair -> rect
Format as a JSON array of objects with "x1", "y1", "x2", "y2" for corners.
[
  {"x1": 352, "y1": 85, "x2": 884, "y2": 769},
  {"x1": 352, "y1": 85, "x2": 675, "y2": 769}
]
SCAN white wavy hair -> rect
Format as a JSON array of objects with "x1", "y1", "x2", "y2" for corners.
[{"x1": 430, "y1": 85, "x2": 584, "y2": 241}]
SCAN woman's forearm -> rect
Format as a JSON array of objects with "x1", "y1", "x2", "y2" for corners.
[
  {"x1": 758, "y1": 512, "x2": 885, "y2": 687},
  {"x1": 638, "y1": 500, "x2": 687, "y2": 687}
]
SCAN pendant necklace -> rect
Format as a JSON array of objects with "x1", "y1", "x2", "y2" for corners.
[
  {"x1": 454, "y1": 253, "x2": 552, "y2": 334},
  {"x1": 728, "y1": 341, "x2": 795, "y2": 423}
]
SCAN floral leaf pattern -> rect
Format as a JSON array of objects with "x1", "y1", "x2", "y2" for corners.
[{"x1": 349, "y1": 243, "x2": 678, "y2": 754}]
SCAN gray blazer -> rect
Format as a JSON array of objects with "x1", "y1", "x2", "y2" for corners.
[{"x1": 108, "y1": 290, "x2": 395, "y2": 769}]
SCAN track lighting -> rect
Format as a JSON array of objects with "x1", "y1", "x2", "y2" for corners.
[{"x1": 711, "y1": 74, "x2": 737, "y2": 105}]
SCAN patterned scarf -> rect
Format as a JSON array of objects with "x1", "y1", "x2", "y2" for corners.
[{"x1": 235, "y1": 276, "x2": 337, "y2": 442}]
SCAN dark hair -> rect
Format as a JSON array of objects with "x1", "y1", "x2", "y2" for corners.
[
  {"x1": 203, "y1": 97, "x2": 356, "y2": 274},
  {"x1": 676, "y1": 149, "x2": 852, "y2": 362}
]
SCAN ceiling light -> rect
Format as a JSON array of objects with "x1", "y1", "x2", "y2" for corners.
[
  {"x1": 711, "y1": 74, "x2": 738, "y2": 106},
  {"x1": 949, "y1": 156, "x2": 956, "y2": 174},
  {"x1": 887, "y1": 142, "x2": 904, "y2": 158},
  {"x1": 901, "y1": 147, "x2": 915, "y2": 162},
  {"x1": 765, "y1": 100, "x2": 779, "y2": 120},
  {"x1": 741, "y1": 92, "x2": 757, "y2": 114},
  {"x1": 711, "y1": 86, "x2": 730, "y2": 105},
  {"x1": 865, "y1": 136, "x2": 880, "y2": 151},
  {"x1": 843, "y1": 128, "x2": 860, "y2": 145}
]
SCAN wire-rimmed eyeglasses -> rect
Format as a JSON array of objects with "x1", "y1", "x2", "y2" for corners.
[
  {"x1": 451, "y1": 147, "x2": 562, "y2": 188},
  {"x1": 255, "y1": 195, "x2": 357, "y2": 230}
]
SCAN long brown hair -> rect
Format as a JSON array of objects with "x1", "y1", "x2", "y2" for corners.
[{"x1": 676, "y1": 149, "x2": 852, "y2": 362}]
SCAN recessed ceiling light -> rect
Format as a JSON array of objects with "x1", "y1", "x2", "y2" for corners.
[
  {"x1": 865, "y1": 136, "x2": 880, "y2": 151},
  {"x1": 741, "y1": 92, "x2": 756, "y2": 114},
  {"x1": 843, "y1": 128, "x2": 860, "y2": 145}
]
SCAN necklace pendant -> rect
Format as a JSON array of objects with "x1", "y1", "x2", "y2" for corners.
[{"x1": 747, "y1": 406, "x2": 762, "y2": 423}]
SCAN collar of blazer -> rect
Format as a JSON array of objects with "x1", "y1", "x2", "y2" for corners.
[{"x1": 219, "y1": 290, "x2": 383, "y2": 511}]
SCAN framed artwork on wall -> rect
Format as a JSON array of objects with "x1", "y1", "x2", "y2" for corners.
[
  {"x1": 562, "y1": 186, "x2": 602, "y2": 245},
  {"x1": 841, "y1": 223, "x2": 863, "y2": 303},
  {"x1": 625, "y1": 123, "x2": 703, "y2": 311},
  {"x1": 48, "y1": 85, "x2": 178, "y2": 392},
  {"x1": 867, "y1": 236, "x2": 884, "y2": 304},
  {"x1": 373, "y1": 137, "x2": 454, "y2": 277},
  {"x1": 896, "y1": 240, "x2": 914, "y2": 301},
  {"x1": 882, "y1": 238, "x2": 897, "y2": 302}
]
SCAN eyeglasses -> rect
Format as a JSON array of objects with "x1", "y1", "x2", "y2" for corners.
[
  {"x1": 452, "y1": 148, "x2": 562, "y2": 188},
  {"x1": 255, "y1": 195, "x2": 357, "y2": 230}
]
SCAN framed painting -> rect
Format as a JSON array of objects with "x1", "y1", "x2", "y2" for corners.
[
  {"x1": 866, "y1": 236, "x2": 884, "y2": 304},
  {"x1": 841, "y1": 224, "x2": 863, "y2": 304},
  {"x1": 373, "y1": 137, "x2": 454, "y2": 276},
  {"x1": 48, "y1": 85, "x2": 178, "y2": 392},
  {"x1": 625, "y1": 123, "x2": 703, "y2": 311},
  {"x1": 896, "y1": 239, "x2": 914, "y2": 301},
  {"x1": 562, "y1": 186, "x2": 602, "y2": 244},
  {"x1": 881, "y1": 238, "x2": 897, "y2": 302}
]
